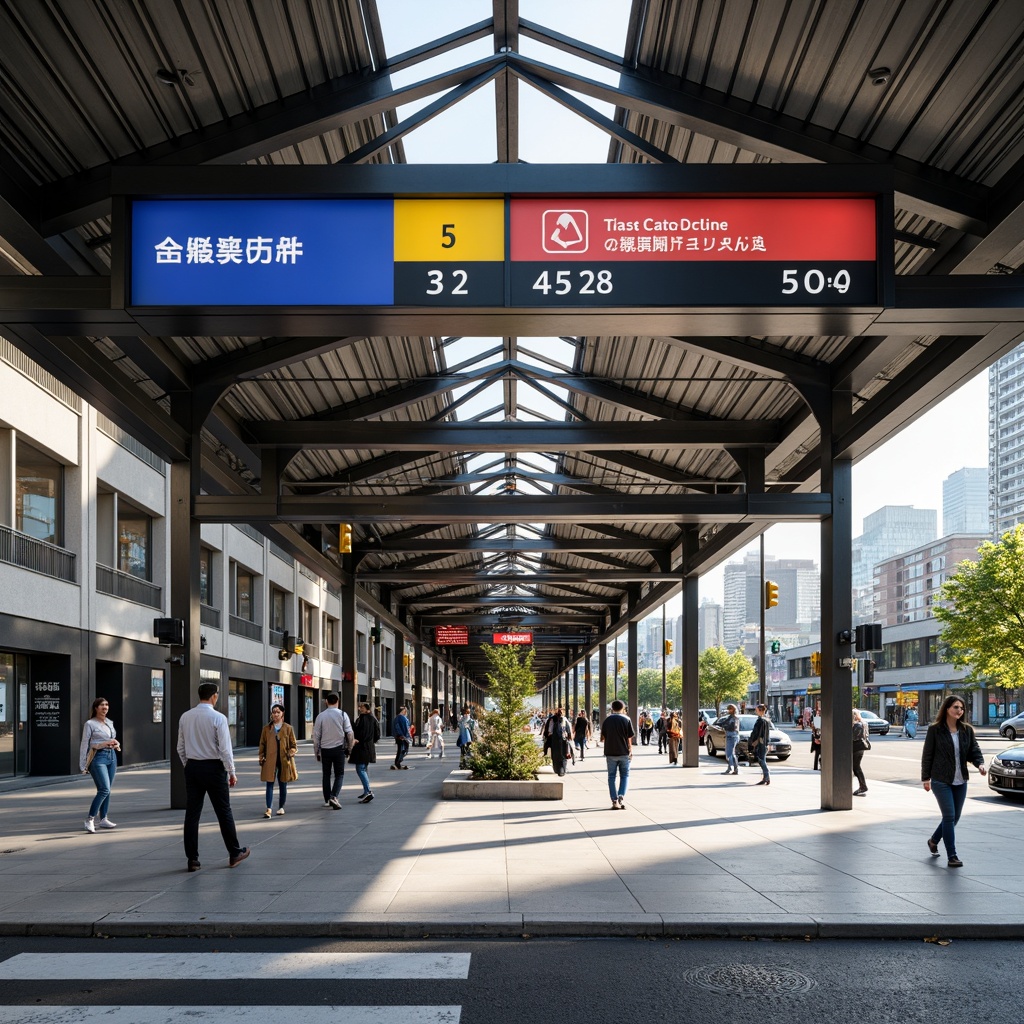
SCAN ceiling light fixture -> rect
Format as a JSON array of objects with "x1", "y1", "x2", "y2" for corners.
[
  {"x1": 867, "y1": 66, "x2": 891, "y2": 86},
  {"x1": 155, "y1": 67, "x2": 201, "y2": 87}
]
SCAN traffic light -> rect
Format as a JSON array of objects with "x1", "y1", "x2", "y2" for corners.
[
  {"x1": 370, "y1": 626, "x2": 381, "y2": 644},
  {"x1": 617, "y1": 659, "x2": 624, "y2": 673},
  {"x1": 864, "y1": 659, "x2": 876, "y2": 684},
  {"x1": 402, "y1": 653, "x2": 411, "y2": 667},
  {"x1": 664, "y1": 639, "x2": 674, "y2": 655},
  {"x1": 810, "y1": 651, "x2": 821, "y2": 675},
  {"x1": 340, "y1": 523, "x2": 352, "y2": 553},
  {"x1": 770, "y1": 639, "x2": 781, "y2": 654},
  {"x1": 764, "y1": 579, "x2": 779, "y2": 610}
]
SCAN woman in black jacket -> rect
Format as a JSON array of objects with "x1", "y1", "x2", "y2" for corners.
[
  {"x1": 921, "y1": 695, "x2": 987, "y2": 868},
  {"x1": 349, "y1": 702, "x2": 381, "y2": 804}
]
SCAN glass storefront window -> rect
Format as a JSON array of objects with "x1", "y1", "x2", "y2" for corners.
[
  {"x1": 200, "y1": 547, "x2": 213, "y2": 605},
  {"x1": 235, "y1": 569, "x2": 254, "y2": 621},
  {"x1": 117, "y1": 505, "x2": 151, "y2": 579},
  {"x1": 15, "y1": 440, "x2": 63, "y2": 545}
]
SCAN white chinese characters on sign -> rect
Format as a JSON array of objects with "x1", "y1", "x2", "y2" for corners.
[{"x1": 154, "y1": 236, "x2": 304, "y2": 265}]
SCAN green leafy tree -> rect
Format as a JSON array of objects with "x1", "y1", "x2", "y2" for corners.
[
  {"x1": 636, "y1": 666, "x2": 682, "y2": 709},
  {"x1": 470, "y1": 644, "x2": 544, "y2": 780},
  {"x1": 935, "y1": 527, "x2": 1024, "y2": 687},
  {"x1": 698, "y1": 646, "x2": 756, "y2": 711}
]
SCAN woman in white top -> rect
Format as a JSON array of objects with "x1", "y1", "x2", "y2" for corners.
[{"x1": 79, "y1": 697, "x2": 121, "y2": 833}]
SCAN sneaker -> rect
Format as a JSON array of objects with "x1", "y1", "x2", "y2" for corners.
[
  {"x1": 228, "y1": 847, "x2": 250, "y2": 868},
  {"x1": 853, "y1": 789, "x2": 867, "y2": 796},
  {"x1": 610, "y1": 802, "x2": 619, "y2": 810},
  {"x1": 617, "y1": 799, "x2": 626, "y2": 809},
  {"x1": 187, "y1": 859, "x2": 201, "y2": 872},
  {"x1": 83, "y1": 818, "x2": 96, "y2": 833},
  {"x1": 263, "y1": 808, "x2": 272, "y2": 818},
  {"x1": 425, "y1": 754, "x2": 431, "y2": 759},
  {"x1": 927, "y1": 838, "x2": 939, "y2": 857},
  {"x1": 358, "y1": 792, "x2": 374, "y2": 803},
  {"x1": 390, "y1": 765, "x2": 398, "y2": 770},
  {"x1": 98, "y1": 818, "x2": 117, "y2": 829},
  {"x1": 276, "y1": 808, "x2": 285, "y2": 816},
  {"x1": 948, "y1": 857, "x2": 964, "y2": 868},
  {"x1": 328, "y1": 797, "x2": 341, "y2": 810},
  {"x1": 400, "y1": 765, "x2": 409, "y2": 770}
]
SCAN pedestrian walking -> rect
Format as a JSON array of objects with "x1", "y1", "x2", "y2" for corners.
[
  {"x1": 313, "y1": 692, "x2": 355, "y2": 809},
  {"x1": 176, "y1": 682, "x2": 249, "y2": 871},
  {"x1": 349, "y1": 701, "x2": 380, "y2": 802},
  {"x1": 852, "y1": 709, "x2": 870, "y2": 796},
  {"x1": 573, "y1": 709, "x2": 592, "y2": 761},
  {"x1": 749, "y1": 703, "x2": 771, "y2": 785},
  {"x1": 720, "y1": 703, "x2": 740, "y2": 775},
  {"x1": 600, "y1": 699, "x2": 635, "y2": 809},
  {"x1": 921, "y1": 695, "x2": 987, "y2": 868},
  {"x1": 544, "y1": 707, "x2": 572, "y2": 776},
  {"x1": 457, "y1": 707, "x2": 477, "y2": 768},
  {"x1": 426, "y1": 708, "x2": 445, "y2": 758},
  {"x1": 810, "y1": 725, "x2": 822, "y2": 770},
  {"x1": 655, "y1": 707, "x2": 669, "y2": 753},
  {"x1": 79, "y1": 697, "x2": 121, "y2": 833},
  {"x1": 665, "y1": 711, "x2": 682, "y2": 765},
  {"x1": 258, "y1": 704, "x2": 297, "y2": 817},
  {"x1": 391, "y1": 704, "x2": 412, "y2": 769},
  {"x1": 639, "y1": 711, "x2": 654, "y2": 746}
]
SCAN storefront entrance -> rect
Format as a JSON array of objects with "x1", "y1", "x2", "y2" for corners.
[{"x1": 0, "y1": 652, "x2": 29, "y2": 777}]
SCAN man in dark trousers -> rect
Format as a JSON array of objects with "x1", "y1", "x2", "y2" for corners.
[
  {"x1": 601, "y1": 699, "x2": 636, "y2": 811},
  {"x1": 391, "y1": 704, "x2": 412, "y2": 770},
  {"x1": 655, "y1": 706, "x2": 669, "y2": 753},
  {"x1": 314, "y1": 691, "x2": 355, "y2": 808},
  {"x1": 176, "y1": 681, "x2": 249, "y2": 872}
]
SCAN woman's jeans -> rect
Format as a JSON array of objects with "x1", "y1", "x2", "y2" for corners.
[
  {"x1": 354, "y1": 762, "x2": 371, "y2": 794},
  {"x1": 606, "y1": 754, "x2": 630, "y2": 802},
  {"x1": 930, "y1": 780, "x2": 968, "y2": 857},
  {"x1": 852, "y1": 748, "x2": 867, "y2": 790},
  {"x1": 754, "y1": 745, "x2": 770, "y2": 780},
  {"x1": 88, "y1": 750, "x2": 117, "y2": 818},
  {"x1": 724, "y1": 732, "x2": 738, "y2": 769},
  {"x1": 265, "y1": 775, "x2": 288, "y2": 808}
]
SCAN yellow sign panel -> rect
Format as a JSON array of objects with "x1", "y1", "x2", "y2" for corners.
[{"x1": 394, "y1": 199, "x2": 505, "y2": 262}]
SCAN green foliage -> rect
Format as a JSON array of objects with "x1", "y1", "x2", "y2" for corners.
[
  {"x1": 698, "y1": 646, "x2": 756, "y2": 710},
  {"x1": 469, "y1": 644, "x2": 545, "y2": 780},
  {"x1": 636, "y1": 666, "x2": 682, "y2": 709},
  {"x1": 935, "y1": 527, "x2": 1024, "y2": 688}
]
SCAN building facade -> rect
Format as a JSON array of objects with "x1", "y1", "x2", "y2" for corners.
[
  {"x1": 942, "y1": 467, "x2": 988, "y2": 535},
  {"x1": 989, "y1": 346, "x2": 1024, "y2": 538}
]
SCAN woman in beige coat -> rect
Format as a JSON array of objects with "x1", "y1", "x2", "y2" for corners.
[{"x1": 258, "y1": 704, "x2": 298, "y2": 817}]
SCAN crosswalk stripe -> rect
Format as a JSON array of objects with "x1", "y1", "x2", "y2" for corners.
[
  {"x1": 0, "y1": 952, "x2": 471, "y2": 980},
  {"x1": 0, "y1": 1008, "x2": 461, "y2": 1024}
]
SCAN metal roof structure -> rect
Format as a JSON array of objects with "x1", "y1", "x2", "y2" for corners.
[{"x1": 2, "y1": 0, "x2": 1024, "y2": 689}]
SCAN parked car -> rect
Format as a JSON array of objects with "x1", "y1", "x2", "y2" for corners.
[
  {"x1": 706, "y1": 714, "x2": 792, "y2": 761},
  {"x1": 988, "y1": 743, "x2": 1024, "y2": 799},
  {"x1": 999, "y1": 711, "x2": 1024, "y2": 741},
  {"x1": 855, "y1": 709, "x2": 891, "y2": 735}
]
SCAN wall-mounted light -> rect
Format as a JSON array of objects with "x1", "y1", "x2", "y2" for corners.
[
  {"x1": 867, "y1": 66, "x2": 891, "y2": 86},
  {"x1": 155, "y1": 67, "x2": 201, "y2": 87}
]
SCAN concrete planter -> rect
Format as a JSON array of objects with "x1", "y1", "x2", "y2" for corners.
[{"x1": 441, "y1": 767, "x2": 563, "y2": 800}]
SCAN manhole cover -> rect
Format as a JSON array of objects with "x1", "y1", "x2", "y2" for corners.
[{"x1": 684, "y1": 965, "x2": 815, "y2": 996}]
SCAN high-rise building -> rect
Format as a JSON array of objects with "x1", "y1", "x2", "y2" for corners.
[
  {"x1": 989, "y1": 348, "x2": 1024, "y2": 538},
  {"x1": 942, "y1": 467, "x2": 988, "y2": 535},
  {"x1": 697, "y1": 599, "x2": 722, "y2": 651},
  {"x1": 851, "y1": 506, "x2": 937, "y2": 623}
]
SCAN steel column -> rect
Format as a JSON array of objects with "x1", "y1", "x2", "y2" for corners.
[
  {"x1": 682, "y1": 570, "x2": 700, "y2": 767},
  {"x1": 628, "y1": 620, "x2": 639, "y2": 732}
]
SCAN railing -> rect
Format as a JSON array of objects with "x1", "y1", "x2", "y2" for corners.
[
  {"x1": 0, "y1": 338, "x2": 81, "y2": 411},
  {"x1": 269, "y1": 541, "x2": 293, "y2": 564},
  {"x1": 321, "y1": 647, "x2": 337, "y2": 663},
  {"x1": 0, "y1": 525, "x2": 77, "y2": 582},
  {"x1": 229, "y1": 614, "x2": 262, "y2": 641},
  {"x1": 200, "y1": 604, "x2": 221, "y2": 628},
  {"x1": 233, "y1": 523, "x2": 263, "y2": 544},
  {"x1": 96, "y1": 564, "x2": 161, "y2": 608},
  {"x1": 96, "y1": 413, "x2": 165, "y2": 474}
]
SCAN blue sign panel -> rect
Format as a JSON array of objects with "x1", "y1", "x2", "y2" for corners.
[{"x1": 130, "y1": 199, "x2": 394, "y2": 306}]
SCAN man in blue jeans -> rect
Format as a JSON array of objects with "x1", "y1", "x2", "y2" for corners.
[
  {"x1": 600, "y1": 699, "x2": 635, "y2": 810},
  {"x1": 391, "y1": 705, "x2": 412, "y2": 769}
]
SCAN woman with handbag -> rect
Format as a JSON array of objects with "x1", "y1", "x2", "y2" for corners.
[
  {"x1": 349, "y1": 702, "x2": 381, "y2": 802},
  {"x1": 921, "y1": 695, "x2": 986, "y2": 868},
  {"x1": 258, "y1": 704, "x2": 297, "y2": 817},
  {"x1": 79, "y1": 697, "x2": 121, "y2": 833},
  {"x1": 852, "y1": 709, "x2": 870, "y2": 796},
  {"x1": 665, "y1": 711, "x2": 682, "y2": 765}
]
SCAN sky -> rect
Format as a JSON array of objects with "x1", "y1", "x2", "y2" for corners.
[{"x1": 373, "y1": 0, "x2": 994, "y2": 611}]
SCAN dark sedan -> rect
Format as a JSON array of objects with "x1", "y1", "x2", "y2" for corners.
[
  {"x1": 988, "y1": 744, "x2": 1024, "y2": 799},
  {"x1": 706, "y1": 714, "x2": 792, "y2": 761}
]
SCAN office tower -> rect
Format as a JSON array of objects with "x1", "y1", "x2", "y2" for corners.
[{"x1": 942, "y1": 467, "x2": 988, "y2": 535}]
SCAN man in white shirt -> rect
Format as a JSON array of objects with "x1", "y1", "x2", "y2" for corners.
[
  {"x1": 176, "y1": 682, "x2": 249, "y2": 871},
  {"x1": 426, "y1": 708, "x2": 445, "y2": 759},
  {"x1": 313, "y1": 691, "x2": 356, "y2": 808}
]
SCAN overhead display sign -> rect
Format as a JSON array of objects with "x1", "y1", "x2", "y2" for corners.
[
  {"x1": 128, "y1": 194, "x2": 880, "y2": 308},
  {"x1": 493, "y1": 631, "x2": 533, "y2": 645},
  {"x1": 435, "y1": 625, "x2": 469, "y2": 646}
]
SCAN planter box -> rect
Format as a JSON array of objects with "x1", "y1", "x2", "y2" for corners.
[{"x1": 441, "y1": 767, "x2": 563, "y2": 800}]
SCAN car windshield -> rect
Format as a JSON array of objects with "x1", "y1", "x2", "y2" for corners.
[
  {"x1": 858, "y1": 711, "x2": 880, "y2": 719},
  {"x1": 736, "y1": 715, "x2": 758, "y2": 729}
]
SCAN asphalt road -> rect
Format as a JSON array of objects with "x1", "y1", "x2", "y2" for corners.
[{"x1": 0, "y1": 935, "x2": 1012, "y2": 1024}]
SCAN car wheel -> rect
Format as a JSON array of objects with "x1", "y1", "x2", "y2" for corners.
[
  {"x1": 1006, "y1": 727, "x2": 1017, "y2": 741},
  {"x1": 706, "y1": 736, "x2": 716, "y2": 756},
  {"x1": 881, "y1": 726, "x2": 889, "y2": 735}
]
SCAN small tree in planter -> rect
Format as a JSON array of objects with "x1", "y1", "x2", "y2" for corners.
[{"x1": 469, "y1": 643, "x2": 544, "y2": 780}]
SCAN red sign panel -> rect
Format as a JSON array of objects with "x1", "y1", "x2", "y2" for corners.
[
  {"x1": 493, "y1": 631, "x2": 533, "y2": 645},
  {"x1": 510, "y1": 198, "x2": 877, "y2": 262},
  {"x1": 435, "y1": 625, "x2": 469, "y2": 646}
]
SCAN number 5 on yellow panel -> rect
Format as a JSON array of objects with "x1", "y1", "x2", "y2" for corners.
[{"x1": 394, "y1": 199, "x2": 505, "y2": 262}]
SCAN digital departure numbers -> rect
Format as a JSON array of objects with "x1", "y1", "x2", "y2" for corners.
[{"x1": 128, "y1": 195, "x2": 880, "y2": 308}]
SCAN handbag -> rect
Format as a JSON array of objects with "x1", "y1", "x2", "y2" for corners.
[{"x1": 84, "y1": 747, "x2": 97, "y2": 770}]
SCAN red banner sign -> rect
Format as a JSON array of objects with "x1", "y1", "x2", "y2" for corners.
[
  {"x1": 435, "y1": 625, "x2": 469, "y2": 646},
  {"x1": 493, "y1": 631, "x2": 533, "y2": 645}
]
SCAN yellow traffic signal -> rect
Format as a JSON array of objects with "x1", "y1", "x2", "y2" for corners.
[
  {"x1": 340, "y1": 523, "x2": 352, "y2": 553},
  {"x1": 764, "y1": 579, "x2": 779, "y2": 610},
  {"x1": 810, "y1": 651, "x2": 821, "y2": 675},
  {"x1": 617, "y1": 659, "x2": 624, "y2": 673},
  {"x1": 664, "y1": 639, "x2": 674, "y2": 655}
]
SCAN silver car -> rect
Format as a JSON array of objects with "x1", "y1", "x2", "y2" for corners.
[
  {"x1": 999, "y1": 712, "x2": 1024, "y2": 741},
  {"x1": 988, "y1": 744, "x2": 1024, "y2": 799}
]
